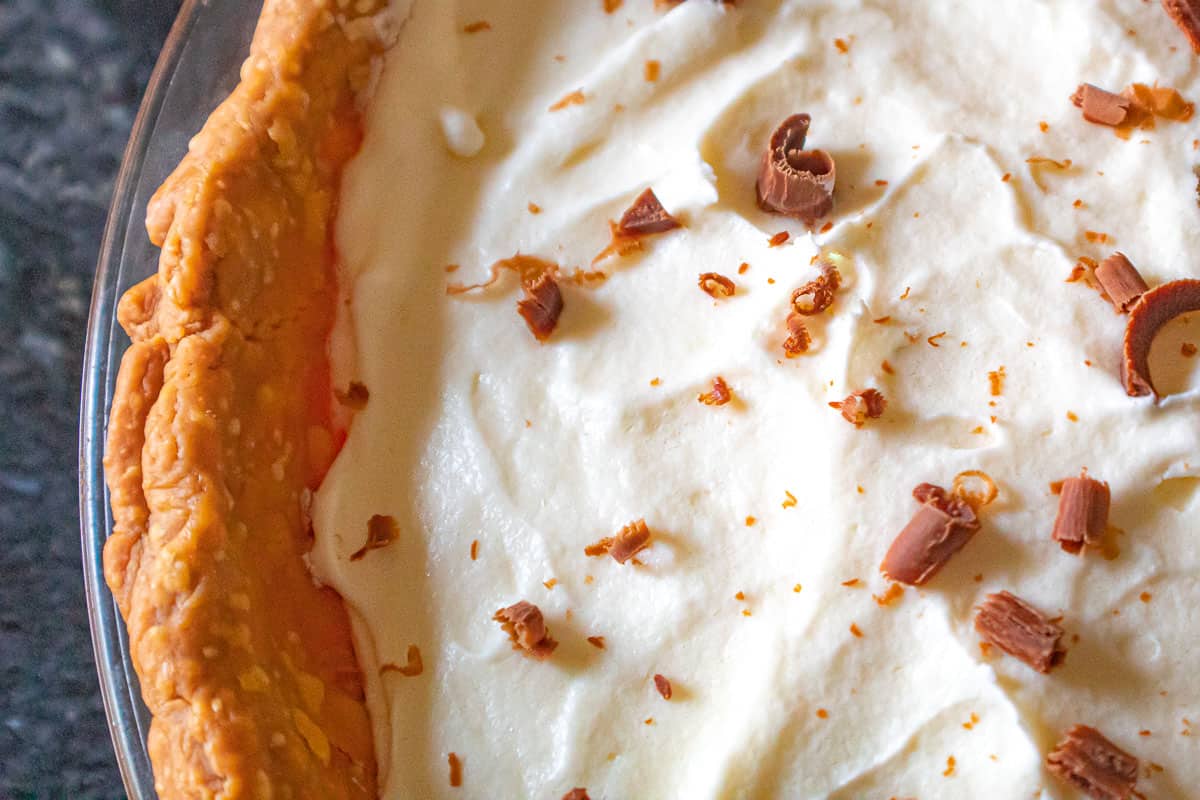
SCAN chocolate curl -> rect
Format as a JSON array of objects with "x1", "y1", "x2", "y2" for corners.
[
  {"x1": 974, "y1": 591, "x2": 1066, "y2": 673},
  {"x1": 829, "y1": 388, "x2": 886, "y2": 427},
  {"x1": 790, "y1": 263, "x2": 841, "y2": 316},
  {"x1": 782, "y1": 312, "x2": 812, "y2": 357},
  {"x1": 349, "y1": 514, "x2": 399, "y2": 561},
  {"x1": 881, "y1": 483, "x2": 981, "y2": 585},
  {"x1": 609, "y1": 519, "x2": 652, "y2": 563},
  {"x1": 1121, "y1": 278, "x2": 1200, "y2": 397},
  {"x1": 516, "y1": 272, "x2": 564, "y2": 342},
  {"x1": 1051, "y1": 472, "x2": 1110, "y2": 555},
  {"x1": 1071, "y1": 84, "x2": 1132, "y2": 126},
  {"x1": 618, "y1": 188, "x2": 681, "y2": 236},
  {"x1": 1094, "y1": 253, "x2": 1149, "y2": 313},
  {"x1": 756, "y1": 114, "x2": 836, "y2": 225},
  {"x1": 1046, "y1": 725, "x2": 1139, "y2": 800},
  {"x1": 493, "y1": 601, "x2": 558, "y2": 659},
  {"x1": 1162, "y1": 0, "x2": 1200, "y2": 54},
  {"x1": 561, "y1": 790, "x2": 591, "y2": 800},
  {"x1": 698, "y1": 272, "x2": 736, "y2": 298}
]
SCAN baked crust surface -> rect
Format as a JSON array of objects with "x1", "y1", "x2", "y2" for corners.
[{"x1": 102, "y1": 2, "x2": 388, "y2": 796}]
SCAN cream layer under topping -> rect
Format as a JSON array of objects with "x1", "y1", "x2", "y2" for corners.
[{"x1": 311, "y1": 2, "x2": 1200, "y2": 797}]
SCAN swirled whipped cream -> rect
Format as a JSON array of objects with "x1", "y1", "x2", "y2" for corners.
[{"x1": 311, "y1": 1, "x2": 1200, "y2": 797}]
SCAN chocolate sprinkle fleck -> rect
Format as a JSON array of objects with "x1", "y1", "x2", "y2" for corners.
[
  {"x1": 493, "y1": 601, "x2": 558, "y2": 659},
  {"x1": 334, "y1": 380, "x2": 370, "y2": 410},
  {"x1": 829, "y1": 388, "x2": 886, "y2": 427},
  {"x1": 516, "y1": 272, "x2": 564, "y2": 342},
  {"x1": 350, "y1": 514, "x2": 400, "y2": 561},
  {"x1": 561, "y1": 790, "x2": 592, "y2": 800},
  {"x1": 653, "y1": 674, "x2": 673, "y2": 700},
  {"x1": 698, "y1": 272, "x2": 736, "y2": 298},
  {"x1": 698, "y1": 376, "x2": 733, "y2": 406}
]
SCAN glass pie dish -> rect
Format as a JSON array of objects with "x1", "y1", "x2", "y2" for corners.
[{"x1": 80, "y1": 2, "x2": 261, "y2": 796}]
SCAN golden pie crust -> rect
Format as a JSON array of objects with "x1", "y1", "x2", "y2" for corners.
[{"x1": 103, "y1": 1, "x2": 388, "y2": 796}]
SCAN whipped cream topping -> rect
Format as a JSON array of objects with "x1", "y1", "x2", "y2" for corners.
[{"x1": 311, "y1": 2, "x2": 1200, "y2": 797}]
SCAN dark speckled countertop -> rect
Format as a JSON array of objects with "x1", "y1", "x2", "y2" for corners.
[{"x1": 1, "y1": 1, "x2": 181, "y2": 797}]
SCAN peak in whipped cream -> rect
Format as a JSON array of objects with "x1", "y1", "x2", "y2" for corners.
[{"x1": 310, "y1": 2, "x2": 1200, "y2": 797}]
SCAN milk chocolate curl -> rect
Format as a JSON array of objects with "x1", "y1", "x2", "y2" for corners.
[
  {"x1": 1121, "y1": 278, "x2": 1200, "y2": 397},
  {"x1": 516, "y1": 272, "x2": 563, "y2": 342},
  {"x1": 830, "y1": 388, "x2": 886, "y2": 427},
  {"x1": 791, "y1": 264, "x2": 841, "y2": 315},
  {"x1": 1046, "y1": 725, "x2": 1139, "y2": 800},
  {"x1": 1071, "y1": 84, "x2": 1132, "y2": 126},
  {"x1": 1094, "y1": 253, "x2": 1149, "y2": 313},
  {"x1": 757, "y1": 114, "x2": 836, "y2": 225},
  {"x1": 610, "y1": 518, "x2": 652, "y2": 563},
  {"x1": 618, "y1": 188, "x2": 681, "y2": 236},
  {"x1": 974, "y1": 591, "x2": 1066, "y2": 673},
  {"x1": 493, "y1": 601, "x2": 558, "y2": 659},
  {"x1": 1163, "y1": 0, "x2": 1200, "y2": 54},
  {"x1": 350, "y1": 514, "x2": 400, "y2": 561},
  {"x1": 1051, "y1": 472, "x2": 1110, "y2": 554},
  {"x1": 881, "y1": 483, "x2": 981, "y2": 586},
  {"x1": 783, "y1": 312, "x2": 812, "y2": 357}
]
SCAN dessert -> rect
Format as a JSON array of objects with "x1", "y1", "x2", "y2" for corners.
[{"x1": 105, "y1": 1, "x2": 1200, "y2": 798}]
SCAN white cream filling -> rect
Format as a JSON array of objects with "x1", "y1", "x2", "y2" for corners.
[{"x1": 313, "y1": 1, "x2": 1200, "y2": 797}]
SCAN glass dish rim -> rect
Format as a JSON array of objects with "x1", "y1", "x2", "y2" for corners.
[{"x1": 78, "y1": 1, "x2": 211, "y2": 796}]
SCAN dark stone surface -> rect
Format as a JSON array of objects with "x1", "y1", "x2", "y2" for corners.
[{"x1": 0, "y1": 1, "x2": 181, "y2": 797}]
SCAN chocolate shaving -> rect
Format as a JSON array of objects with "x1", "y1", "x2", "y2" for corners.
[
  {"x1": 974, "y1": 591, "x2": 1066, "y2": 673},
  {"x1": 334, "y1": 380, "x2": 369, "y2": 410},
  {"x1": 881, "y1": 483, "x2": 981, "y2": 586},
  {"x1": 611, "y1": 519, "x2": 652, "y2": 563},
  {"x1": 448, "y1": 752, "x2": 463, "y2": 787},
  {"x1": 756, "y1": 114, "x2": 836, "y2": 225},
  {"x1": 653, "y1": 674, "x2": 673, "y2": 700},
  {"x1": 586, "y1": 519, "x2": 652, "y2": 563},
  {"x1": 619, "y1": 188, "x2": 681, "y2": 236},
  {"x1": 698, "y1": 272, "x2": 736, "y2": 298},
  {"x1": 791, "y1": 263, "x2": 841, "y2": 316},
  {"x1": 561, "y1": 790, "x2": 592, "y2": 800},
  {"x1": 1051, "y1": 471, "x2": 1110, "y2": 555},
  {"x1": 952, "y1": 470, "x2": 999, "y2": 510},
  {"x1": 829, "y1": 388, "x2": 886, "y2": 427},
  {"x1": 1071, "y1": 84, "x2": 1132, "y2": 126},
  {"x1": 1163, "y1": 0, "x2": 1200, "y2": 54},
  {"x1": 1094, "y1": 253, "x2": 1149, "y2": 313},
  {"x1": 1122, "y1": 278, "x2": 1200, "y2": 397},
  {"x1": 350, "y1": 514, "x2": 399, "y2": 561},
  {"x1": 698, "y1": 376, "x2": 732, "y2": 406},
  {"x1": 1046, "y1": 725, "x2": 1139, "y2": 800},
  {"x1": 493, "y1": 601, "x2": 558, "y2": 659},
  {"x1": 783, "y1": 312, "x2": 812, "y2": 357},
  {"x1": 380, "y1": 644, "x2": 424, "y2": 677},
  {"x1": 516, "y1": 272, "x2": 564, "y2": 342}
]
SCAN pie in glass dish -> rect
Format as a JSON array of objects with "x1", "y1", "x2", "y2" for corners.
[{"x1": 104, "y1": 1, "x2": 1200, "y2": 798}]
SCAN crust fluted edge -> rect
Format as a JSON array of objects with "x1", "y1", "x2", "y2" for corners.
[{"x1": 103, "y1": 2, "x2": 392, "y2": 797}]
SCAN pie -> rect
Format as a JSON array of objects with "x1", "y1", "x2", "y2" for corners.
[{"x1": 104, "y1": 2, "x2": 1200, "y2": 799}]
